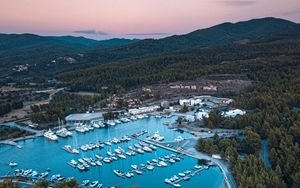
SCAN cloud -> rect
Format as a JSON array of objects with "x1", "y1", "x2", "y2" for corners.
[
  {"x1": 127, "y1": 32, "x2": 171, "y2": 36},
  {"x1": 214, "y1": 0, "x2": 256, "y2": 7},
  {"x1": 281, "y1": 9, "x2": 300, "y2": 16},
  {"x1": 73, "y1": 30, "x2": 108, "y2": 35}
]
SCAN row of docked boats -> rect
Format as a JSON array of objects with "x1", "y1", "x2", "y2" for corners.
[
  {"x1": 68, "y1": 157, "x2": 103, "y2": 171},
  {"x1": 146, "y1": 131, "x2": 165, "y2": 142},
  {"x1": 164, "y1": 165, "x2": 210, "y2": 187},
  {"x1": 81, "y1": 179, "x2": 102, "y2": 188},
  {"x1": 14, "y1": 169, "x2": 49, "y2": 180},
  {"x1": 113, "y1": 153, "x2": 183, "y2": 179}
]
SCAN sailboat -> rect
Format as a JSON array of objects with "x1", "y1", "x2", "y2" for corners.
[{"x1": 56, "y1": 118, "x2": 72, "y2": 137}]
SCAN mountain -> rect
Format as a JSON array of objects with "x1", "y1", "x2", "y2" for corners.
[
  {"x1": 77, "y1": 17, "x2": 300, "y2": 64},
  {"x1": 51, "y1": 36, "x2": 138, "y2": 46},
  {"x1": 1, "y1": 17, "x2": 300, "y2": 81}
]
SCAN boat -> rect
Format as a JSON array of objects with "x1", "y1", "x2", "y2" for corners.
[
  {"x1": 142, "y1": 146, "x2": 152, "y2": 152},
  {"x1": 149, "y1": 145, "x2": 157, "y2": 150},
  {"x1": 164, "y1": 179, "x2": 172, "y2": 184},
  {"x1": 136, "y1": 148, "x2": 144, "y2": 154},
  {"x1": 169, "y1": 159, "x2": 176, "y2": 164},
  {"x1": 118, "y1": 154, "x2": 126, "y2": 159},
  {"x1": 113, "y1": 170, "x2": 123, "y2": 177},
  {"x1": 131, "y1": 165, "x2": 138, "y2": 170},
  {"x1": 103, "y1": 158, "x2": 111, "y2": 163},
  {"x1": 125, "y1": 172, "x2": 133, "y2": 178},
  {"x1": 146, "y1": 165, "x2": 154, "y2": 170},
  {"x1": 95, "y1": 154, "x2": 103, "y2": 160},
  {"x1": 178, "y1": 173, "x2": 185, "y2": 177},
  {"x1": 173, "y1": 183, "x2": 181, "y2": 188},
  {"x1": 89, "y1": 181, "x2": 99, "y2": 187},
  {"x1": 63, "y1": 145, "x2": 79, "y2": 154},
  {"x1": 56, "y1": 128, "x2": 72, "y2": 137},
  {"x1": 183, "y1": 176, "x2": 190, "y2": 181},
  {"x1": 159, "y1": 161, "x2": 167, "y2": 167},
  {"x1": 9, "y1": 162, "x2": 18, "y2": 167},
  {"x1": 174, "y1": 136, "x2": 184, "y2": 142},
  {"x1": 82, "y1": 180, "x2": 90, "y2": 186},
  {"x1": 44, "y1": 129, "x2": 58, "y2": 141},
  {"x1": 194, "y1": 165, "x2": 202, "y2": 169},
  {"x1": 135, "y1": 170, "x2": 142, "y2": 175},
  {"x1": 95, "y1": 161, "x2": 102, "y2": 166},
  {"x1": 107, "y1": 151, "x2": 114, "y2": 156}
]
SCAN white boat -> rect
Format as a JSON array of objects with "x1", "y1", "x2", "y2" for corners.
[
  {"x1": 89, "y1": 181, "x2": 99, "y2": 187},
  {"x1": 131, "y1": 165, "x2": 138, "y2": 170},
  {"x1": 146, "y1": 165, "x2": 154, "y2": 170},
  {"x1": 178, "y1": 173, "x2": 185, "y2": 177},
  {"x1": 149, "y1": 145, "x2": 157, "y2": 150},
  {"x1": 9, "y1": 162, "x2": 18, "y2": 167},
  {"x1": 164, "y1": 178, "x2": 172, "y2": 184},
  {"x1": 135, "y1": 170, "x2": 142, "y2": 175},
  {"x1": 143, "y1": 146, "x2": 152, "y2": 152},
  {"x1": 75, "y1": 126, "x2": 86, "y2": 133},
  {"x1": 44, "y1": 129, "x2": 58, "y2": 141},
  {"x1": 63, "y1": 145, "x2": 79, "y2": 154},
  {"x1": 136, "y1": 148, "x2": 144, "y2": 154},
  {"x1": 159, "y1": 161, "x2": 167, "y2": 167},
  {"x1": 174, "y1": 136, "x2": 184, "y2": 142},
  {"x1": 118, "y1": 154, "x2": 126, "y2": 159},
  {"x1": 95, "y1": 154, "x2": 103, "y2": 160},
  {"x1": 173, "y1": 183, "x2": 181, "y2": 188},
  {"x1": 103, "y1": 158, "x2": 111, "y2": 163},
  {"x1": 169, "y1": 159, "x2": 176, "y2": 164},
  {"x1": 56, "y1": 128, "x2": 72, "y2": 137},
  {"x1": 114, "y1": 169, "x2": 123, "y2": 177}
]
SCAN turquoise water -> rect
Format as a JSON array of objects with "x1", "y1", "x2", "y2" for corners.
[{"x1": 0, "y1": 117, "x2": 224, "y2": 187}]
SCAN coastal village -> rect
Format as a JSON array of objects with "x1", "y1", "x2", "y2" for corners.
[{"x1": 0, "y1": 84, "x2": 245, "y2": 188}]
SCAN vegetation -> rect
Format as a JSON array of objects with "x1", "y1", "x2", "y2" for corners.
[
  {"x1": 0, "y1": 179, "x2": 79, "y2": 188},
  {"x1": 0, "y1": 100, "x2": 23, "y2": 116},
  {"x1": 29, "y1": 92, "x2": 101, "y2": 124},
  {"x1": 0, "y1": 126, "x2": 32, "y2": 140},
  {"x1": 195, "y1": 53, "x2": 300, "y2": 187}
]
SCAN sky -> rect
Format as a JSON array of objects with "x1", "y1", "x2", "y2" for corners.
[{"x1": 0, "y1": 0, "x2": 300, "y2": 40}]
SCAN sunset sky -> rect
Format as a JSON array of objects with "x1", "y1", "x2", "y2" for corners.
[{"x1": 0, "y1": 0, "x2": 300, "y2": 39}]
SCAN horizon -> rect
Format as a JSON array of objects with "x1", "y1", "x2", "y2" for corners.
[
  {"x1": 0, "y1": 16, "x2": 298, "y2": 41},
  {"x1": 1, "y1": 0, "x2": 300, "y2": 40}
]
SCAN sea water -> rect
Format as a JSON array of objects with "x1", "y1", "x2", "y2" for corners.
[{"x1": 0, "y1": 117, "x2": 224, "y2": 187}]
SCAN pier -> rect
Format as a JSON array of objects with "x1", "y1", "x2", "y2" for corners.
[{"x1": 132, "y1": 137, "x2": 236, "y2": 188}]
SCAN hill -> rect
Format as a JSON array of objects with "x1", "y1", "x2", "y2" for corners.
[{"x1": 1, "y1": 17, "x2": 300, "y2": 81}]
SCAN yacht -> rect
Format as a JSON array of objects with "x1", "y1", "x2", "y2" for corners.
[
  {"x1": 178, "y1": 173, "x2": 185, "y2": 177},
  {"x1": 164, "y1": 179, "x2": 172, "y2": 184},
  {"x1": 113, "y1": 170, "x2": 123, "y2": 177},
  {"x1": 135, "y1": 170, "x2": 142, "y2": 175},
  {"x1": 131, "y1": 165, "x2": 138, "y2": 170},
  {"x1": 118, "y1": 154, "x2": 126, "y2": 159},
  {"x1": 173, "y1": 184, "x2": 181, "y2": 188},
  {"x1": 174, "y1": 136, "x2": 184, "y2": 142},
  {"x1": 56, "y1": 128, "x2": 72, "y2": 137},
  {"x1": 63, "y1": 145, "x2": 79, "y2": 154},
  {"x1": 89, "y1": 181, "x2": 99, "y2": 187},
  {"x1": 9, "y1": 162, "x2": 18, "y2": 167},
  {"x1": 159, "y1": 161, "x2": 168, "y2": 167},
  {"x1": 146, "y1": 165, "x2": 154, "y2": 170},
  {"x1": 44, "y1": 129, "x2": 58, "y2": 141}
]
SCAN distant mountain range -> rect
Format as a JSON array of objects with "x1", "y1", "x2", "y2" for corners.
[{"x1": 0, "y1": 17, "x2": 300, "y2": 80}]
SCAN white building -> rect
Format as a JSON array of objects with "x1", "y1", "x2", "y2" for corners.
[
  {"x1": 128, "y1": 105, "x2": 160, "y2": 115},
  {"x1": 65, "y1": 112, "x2": 103, "y2": 124},
  {"x1": 179, "y1": 98, "x2": 203, "y2": 106},
  {"x1": 223, "y1": 109, "x2": 246, "y2": 118},
  {"x1": 196, "y1": 111, "x2": 209, "y2": 120}
]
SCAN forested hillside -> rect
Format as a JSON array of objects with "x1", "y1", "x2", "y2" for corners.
[
  {"x1": 57, "y1": 38, "x2": 300, "y2": 91},
  {"x1": 1, "y1": 17, "x2": 299, "y2": 81}
]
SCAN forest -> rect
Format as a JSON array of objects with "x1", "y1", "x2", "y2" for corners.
[
  {"x1": 29, "y1": 93, "x2": 102, "y2": 125},
  {"x1": 195, "y1": 57, "x2": 300, "y2": 187}
]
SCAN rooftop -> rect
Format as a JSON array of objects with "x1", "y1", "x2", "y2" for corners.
[{"x1": 65, "y1": 112, "x2": 103, "y2": 121}]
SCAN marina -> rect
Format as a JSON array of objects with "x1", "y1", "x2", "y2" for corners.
[{"x1": 0, "y1": 116, "x2": 224, "y2": 188}]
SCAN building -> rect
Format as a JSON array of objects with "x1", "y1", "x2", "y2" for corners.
[
  {"x1": 222, "y1": 109, "x2": 246, "y2": 118},
  {"x1": 196, "y1": 111, "x2": 210, "y2": 120},
  {"x1": 128, "y1": 105, "x2": 160, "y2": 115},
  {"x1": 160, "y1": 100, "x2": 170, "y2": 108},
  {"x1": 65, "y1": 112, "x2": 103, "y2": 124}
]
